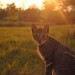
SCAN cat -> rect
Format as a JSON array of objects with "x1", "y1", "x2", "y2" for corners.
[{"x1": 32, "y1": 24, "x2": 75, "y2": 75}]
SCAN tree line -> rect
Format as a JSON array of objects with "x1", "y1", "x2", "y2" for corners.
[{"x1": 0, "y1": 0, "x2": 75, "y2": 25}]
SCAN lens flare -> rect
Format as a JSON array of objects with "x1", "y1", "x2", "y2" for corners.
[{"x1": 50, "y1": 0, "x2": 69, "y2": 24}]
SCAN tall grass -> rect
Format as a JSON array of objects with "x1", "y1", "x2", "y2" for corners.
[{"x1": 0, "y1": 25, "x2": 75, "y2": 75}]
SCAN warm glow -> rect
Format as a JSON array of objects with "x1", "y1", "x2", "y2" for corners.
[
  {"x1": 1, "y1": 0, "x2": 68, "y2": 24},
  {"x1": 1, "y1": 0, "x2": 45, "y2": 9},
  {"x1": 50, "y1": 0, "x2": 69, "y2": 24},
  {"x1": 47, "y1": 0, "x2": 59, "y2": 6},
  {"x1": 1, "y1": 0, "x2": 23, "y2": 8},
  {"x1": 25, "y1": 0, "x2": 45, "y2": 9}
]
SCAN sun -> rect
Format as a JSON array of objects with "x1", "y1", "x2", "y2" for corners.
[{"x1": 1, "y1": 0, "x2": 45, "y2": 9}]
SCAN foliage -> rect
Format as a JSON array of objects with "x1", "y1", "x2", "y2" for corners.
[
  {"x1": 0, "y1": 1, "x2": 75, "y2": 25},
  {"x1": 63, "y1": 0, "x2": 75, "y2": 7},
  {"x1": 0, "y1": 9, "x2": 8, "y2": 20},
  {"x1": 19, "y1": 8, "x2": 42, "y2": 22}
]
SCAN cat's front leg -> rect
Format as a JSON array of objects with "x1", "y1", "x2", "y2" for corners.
[{"x1": 46, "y1": 63, "x2": 53, "y2": 75}]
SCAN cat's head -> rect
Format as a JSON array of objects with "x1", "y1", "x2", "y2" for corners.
[{"x1": 32, "y1": 24, "x2": 49, "y2": 45}]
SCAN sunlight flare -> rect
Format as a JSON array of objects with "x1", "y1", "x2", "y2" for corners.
[{"x1": 49, "y1": 0, "x2": 69, "y2": 24}]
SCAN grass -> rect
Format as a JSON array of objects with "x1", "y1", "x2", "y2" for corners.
[{"x1": 0, "y1": 25, "x2": 75, "y2": 75}]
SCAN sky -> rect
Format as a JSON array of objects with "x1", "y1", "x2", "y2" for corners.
[{"x1": 0, "y1": 0, "x2": 45, "y2": 9}]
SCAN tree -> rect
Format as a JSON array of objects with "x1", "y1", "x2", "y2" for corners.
[
  {"x1": 0, "y1": 9, "x2": 8, "y2": 20},
  {"x1": 42, "y1": 0, "x2": 75, "y2": 24},
  {"x1": 63, "y1": 0, "x2": 75, "y2": 7},
  {"x1": 62, "y1": 0, "x2": 75, "y2": 24},
  {"x1": 6, "y1": 3, "x2": 17, "y2": 16},
  {"x1": 5, "y1": 3, "x2": 19, "y2": 21},
  {"x1": 19, "y1": 5, "x2": 42, "y2": 22}
]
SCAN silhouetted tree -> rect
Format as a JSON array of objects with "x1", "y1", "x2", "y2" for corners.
[
  {"x1": 5, "y1": 3, "x2": 19, "y2": 21},
  {"x1": 19, "y1": 6, "x2": 42, "y2": 22},
  {"x1": 0, "y1": 9, "x2": 8, "y2": 20},
  {"x1": 63, "y1": 0, "x2": 75, "y2": 7},
  {"x1": 6, "y1": 3, "x2": 17, "y2": 16}
]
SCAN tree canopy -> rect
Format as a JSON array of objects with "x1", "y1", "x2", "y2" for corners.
[{"x1": 0, "y1": 0, "x2": 75, "y2": 25}]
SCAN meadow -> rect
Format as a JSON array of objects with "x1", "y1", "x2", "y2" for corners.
[{"x1": 0, "y1": 25, "x2": 75, "y2": 75}]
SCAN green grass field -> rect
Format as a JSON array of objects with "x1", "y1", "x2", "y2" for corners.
[{"x1": 0, "y1": 25, "x2": 75, "y2": 75}]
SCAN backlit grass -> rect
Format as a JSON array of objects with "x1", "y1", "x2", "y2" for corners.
[{"x1": 0, "y1": 25, "x2": 75, "y2": 75}]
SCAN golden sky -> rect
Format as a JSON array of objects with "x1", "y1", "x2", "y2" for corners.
[{"x1": 1, "y1": 0, "x2": 45, "y2": 9}]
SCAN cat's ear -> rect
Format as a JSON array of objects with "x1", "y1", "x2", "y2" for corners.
[
  {"x1": 43, "y1": 24, "x2": 49, "y2": 34},
  {"x1": 32, "y1": 24, "x2": 37, "y2": 34}
]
